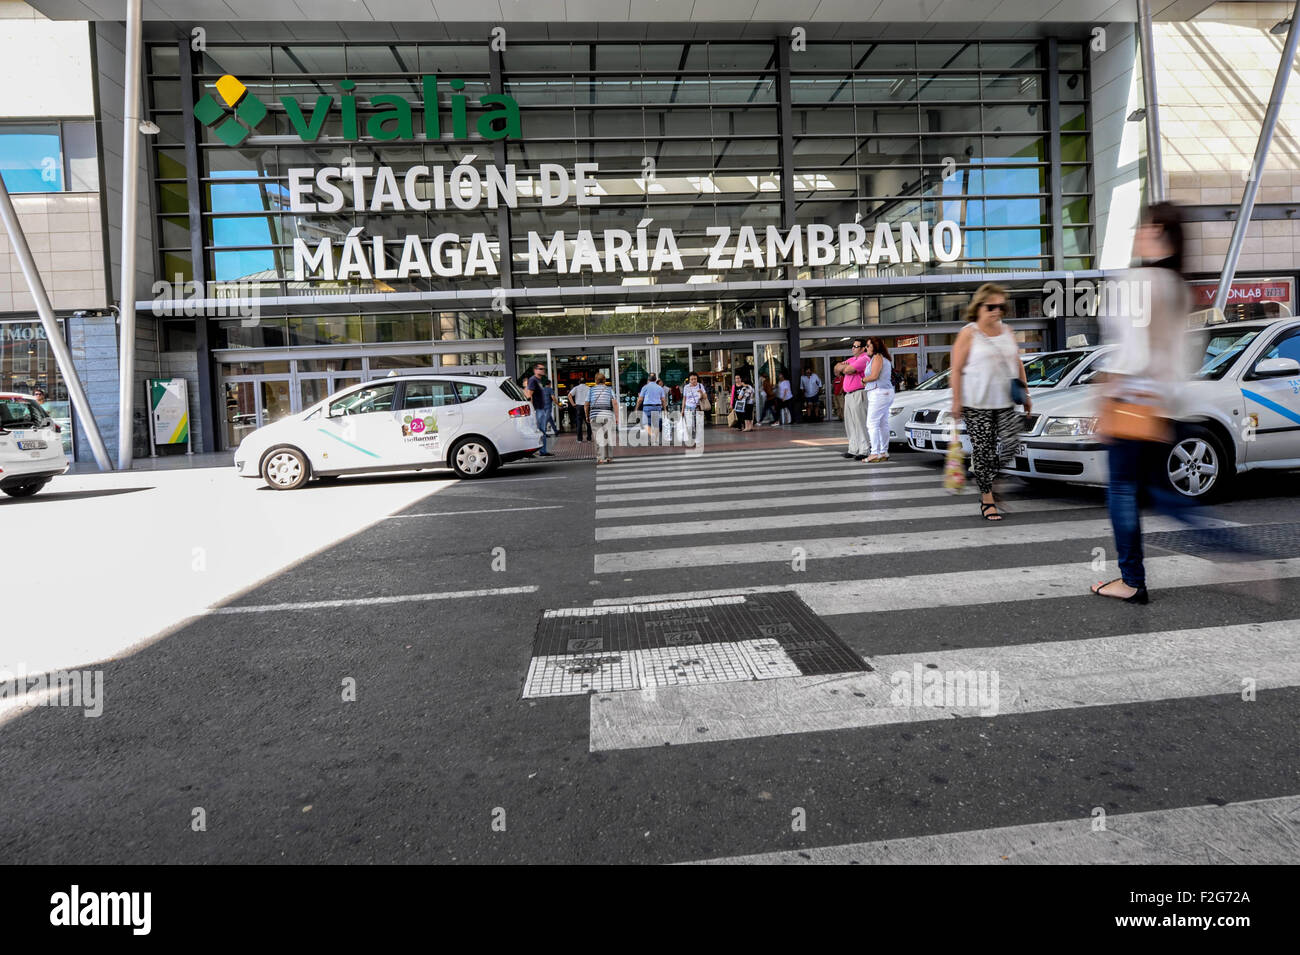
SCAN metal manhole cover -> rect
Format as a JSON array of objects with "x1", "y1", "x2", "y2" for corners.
[
  {"x1": 522, "y1": 592, "x2": 867, "y2": 698},
  {"x1": 1146, "y1": 523, "x2": 1300, "y2": 561}
]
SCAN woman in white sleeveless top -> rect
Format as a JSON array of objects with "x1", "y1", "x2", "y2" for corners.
[
  {"x1": 861, "y1": 336, "x2": 895, "y2": 462},
  {"x1": 950, "y1": 283, "x2": 1031, "y2": 521}
]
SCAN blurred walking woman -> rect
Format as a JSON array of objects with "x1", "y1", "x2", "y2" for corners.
[
  {"x1": 950, "y1": 283, "x2": 1031, "y2": 521},
  {"x1": 588, "y1": 372, "x2": 618, "y2": 464},
  {"x1": 1091, "y1": 203, "x2": 1194, "y2": 604}
]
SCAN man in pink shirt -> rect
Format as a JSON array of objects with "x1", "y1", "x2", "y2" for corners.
[{"x1": 833, "y1": 339, "x2": 870, "y2": 459}]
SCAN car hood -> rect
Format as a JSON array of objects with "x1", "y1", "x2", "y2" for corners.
[{"x1": 1025, "y1": 384, "x2": 1105, "y2": 417}]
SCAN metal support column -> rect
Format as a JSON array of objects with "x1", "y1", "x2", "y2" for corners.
[
  {"x1": 776, "y1": 39, "x2": 802, "y2": 422},
  {"x1": 178, "y1": 38, "x2": 217, "y2": 452},
  {"x1": 115, "y1": 0, "x2": 144, "y2": 469},
  {"x1": 1215, "y1": 0, "x2": 1300, "y2": 313},
  {"x1": 0, "y1": 175, "x2": 113, "y2": 470},
  {"x1": 1136, "y1": 0, "x2": 1165, "y2": 204},
  {"x1": 490, "y1": 47, "x2": 517, "y2": 379}
]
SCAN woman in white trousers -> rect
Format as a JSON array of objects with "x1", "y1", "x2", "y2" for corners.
[{"x1": 862, "y1": 336, "x2": 895, "y2": 462}]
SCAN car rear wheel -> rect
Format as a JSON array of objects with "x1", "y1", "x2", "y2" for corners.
[
  {"x1": 2, "y1": 480, "x2": 48, "y2": 498},
  {"x1": 261, "y1": 447, "x2": 309, "y2": 490},
  {"x1": 449, "y1": 437, "x2": 497, "y2": 479},
  {"x1": 1164, "y1": 426, "x2": 1230, "y2": 502}
]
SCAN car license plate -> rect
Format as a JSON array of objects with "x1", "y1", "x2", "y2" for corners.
[
  {"x1": 1015, "y1": 442, "x2": 1027, "y2": 456},
  {"x1": 911, "y1": 429, "x2": 929, "y2": 444},
  {"x1": 17, "y1": 440, "x2": 47, "y2": 450}
]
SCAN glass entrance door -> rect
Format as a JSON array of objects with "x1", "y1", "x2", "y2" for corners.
[{"x1": 614, "y1": 346, "x2": 650, "y2": 421}]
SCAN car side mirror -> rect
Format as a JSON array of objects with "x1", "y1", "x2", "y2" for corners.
[
  {"x1": 1252, "y1": 356, "x2": 1300, "y2": 379},
  {"x1": 328, "y1": 405, "x2": 347, "y2": 418}
]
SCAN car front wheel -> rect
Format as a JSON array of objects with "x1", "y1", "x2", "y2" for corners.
[
  {"x1": 449, "y1": 437, "x2": 497, "y2": 479},
  {"x1": 261, "y1": 447, "x2": 310, "y2": 490},
  {"x1": 2, "y1": 480, "x2": 48, "y2": 498},
  {"x1": 1165, "y1": 426, "x2": 1229, "y2": 501}
]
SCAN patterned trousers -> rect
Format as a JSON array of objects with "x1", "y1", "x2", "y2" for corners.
[{"x1": 962, "y1": 406, "x2": 1022, "y2": 494}]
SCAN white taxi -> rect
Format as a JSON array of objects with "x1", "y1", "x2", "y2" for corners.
[
  {"x1": 904, "y1": 346, "x2": 1113, "y2": 453},
  {"x1": 887, "y1": 368, "x2": 952, "y2": 446},
  {"x1": 234, "y1": 374, "x2": 544, "y2": 489},
  {"x1": 0, "y1": 392, "x2": 69, "y2": 498},
  {"x1": 994, "y1": 317, "x2": 1300, "y2": 500}
]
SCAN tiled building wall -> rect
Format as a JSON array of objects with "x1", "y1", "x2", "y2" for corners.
[
  {"x1": 0, "y1": 193, "x2": 107, "y2": 313},
  {"x1": 1156, "y1": 2, "x2": 1300, "y2": 277}
]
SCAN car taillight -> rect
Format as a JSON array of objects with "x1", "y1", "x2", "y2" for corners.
[{"x1": 508, "y1": 404, "x2": 532, "y2": 417}]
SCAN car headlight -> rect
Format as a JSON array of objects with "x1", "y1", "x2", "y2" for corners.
[
  {"x1": 1043, "y1": 416, "x2": 1098, "y2": 436},
  {"x1": 936, "y1": 410, "x2": 954, "y2": 426},
  {"x1": 890, "y1": 406, "x2": 906, "y2": 416}
]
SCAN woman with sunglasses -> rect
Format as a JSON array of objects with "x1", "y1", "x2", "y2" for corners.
[{"x1": 950, "y1": 283, "x2": 1031, "y2": 521}]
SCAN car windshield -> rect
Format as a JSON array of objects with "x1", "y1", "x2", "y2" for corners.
[
  {"x1": 500, "y1": 379, "x2": 526, "y2": 401},
  {"x1": 1189, "y1": 328, "x2": 1263, "y2": 380},
  {"x1": 915, "y1": 369, "x2": 951, "y2": 391},
  {"x1": 1022, "y1": 351, "x2": 1090, "y2": 386},
  {"x1": 0, "y1": 397, "x2": 52, "y2": 429}
]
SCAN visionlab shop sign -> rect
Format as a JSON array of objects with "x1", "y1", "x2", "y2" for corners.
[{"x1": 197, "y1": 72, "x2": 963, "y2": 284}]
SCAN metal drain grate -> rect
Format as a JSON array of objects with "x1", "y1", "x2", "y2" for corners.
[
  {"x1": 522, "y1": 592, "x2": 868, "y2": 698},
  {"x1": 1146, "y1": 523, "x2": 1300, "y2": 561}
]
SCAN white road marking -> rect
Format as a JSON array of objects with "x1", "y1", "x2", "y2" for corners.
[
  {"x1": 595, "y1": 460, "x2": 917, "y2": 490},
  {"x1": 683, "y1": 795, "x2": 1300, "y2": 864},
  {"x1": 593, "y1": 498, "x2": 1096, "y2": 540},
  {"x1": 596, "y1": 450, "x2": 876, "y2": 479},
  {"x1": 589, "y1": 618, "x2": 1300, "y2": 751},
  {"x1": 386, "y1": 505, "x2": 564, "y2": 519},
  {"x1": 594, "y1": 515, "x2": 1238, "y2": 573},
  {"x1": 596, "y1": 471, "x2": 937, "y2": 504},
  {"x1": 207, "y1": 585, "x2": 540, "y2": 614},
  {"x1": 600, "y1": 445, "x2": 849, "y2": 468},
  {"x1": 592, "y1": 555, "x2": 1300, "y2": 613},
  {"x1": 596, "y1": 485, "x2": 955, "y2": 519}
]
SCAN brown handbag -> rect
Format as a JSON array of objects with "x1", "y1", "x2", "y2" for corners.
[{"x1": 1097, "y1": 396, "x2": 1172, "y2": 443}]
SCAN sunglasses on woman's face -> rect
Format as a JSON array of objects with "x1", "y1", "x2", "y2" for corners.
[{"x1": 982, "y1": 303, "x2": 1007, "y2": 313}]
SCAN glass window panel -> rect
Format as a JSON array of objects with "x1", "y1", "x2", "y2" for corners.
[
  {"x1": 1063, "y1": 227, "x2": 1091, "y2": 257},
  {"x1": 273, "y1": 45, "x2": 348, "y2": 74},
  {"x1": 970, "y1": 197, "x2": 1049, "y2": 226},
  {"x1": 982, "y1": 103, "x2": 1045, "y2": 133},
  {"x1": 346, "y1": 45, "x2": 418, "y2": 73},
  {"x1": 710, "y1": 107, "x2": 778, "y2": 136},
  {"x1": 858, "y1": 105, "x2": 920, "y2": 133},
  {"x1": 505, "y1": 76, "x2": 574, "y2": 106},
  {"x1": 150, "y1": 80, "x2": 182, "y2": 110},
  {"x1": 0, "y1": 124, "x2": 61, "y2": 193},
  {"x1": 158, "y1": 215, "x2": 190, "y2": 248},
  {"x1": 505, "y1": 44, "x2": 586, "y2": 71},
  {"x1": 213, "y1": 249, "x2": 280, "y2": 281},
  {"x1": 1061, "y1": 72, "x2": 1086, "y2": 99},
  {"x1": 150, "y1": 45, "x2": 179, "y2": 74},
  {"x1": 921, "y1": 103, "x2": 982, "y2": 132},
  {"x1": 160, "y1": 251, "x2": 193, "y2": 284},
  {"x1": 1060, "y1": 102, "x2": 1087, "y2": 133},
  {"x1": 403, "y1": 380, "x2": 459, "y2": 408},
  {"x1": 1062, "y1": 196, "x2": 1091, "y2": 225},
  {"x1": 297, "y1": 357, "x2": 362, "y2": 372},
  {"x1": 854, "y1": 75, "x2": 916, "y2": 102},
  {"x1": 419, "y1": 44, "x2": 490, "y2": 74},
  {"x1": 150, "y1": 113, "x2": 186, "y2": 147},
  {"x1": 156, "y1": 148, "x2": 187, "y2": 180},
  {"x1": 64, "y1": 121, "x2": 99, "y2": 191},
  {"x1": 879, "y1": 295, "x2": 926, "y2": 324},
  {"x1": 792, "y1": 43, "x2": 851, "y2": 70},
  {"x1": 920, "y1": 135, "x2": 980, "y2": 164},
  {"x1": 1061, "y1": 164, "x2": 1089, "y2": 194},
  {"x1": 857, "y1": 136, "x2": 923, "y2": 166},
  {"x1": 707, "y1": 44, "x2": 776, "y2": 70},
  {"x1": 795, "y1": 106, "x2": 855, "y2": 134},
  {"x1": 980, "y1": 43, "x2": 1041, "y2": 69},
  {"x1": 913, "y1": 74, "x2": 981, "y2": 101},
  {"x1": 204, "y1": 145, "x2": 276, "y2": 177},
  {"x1": 968, "y1": 165, "x2": 1046, "y2": 194},
  {"x1": 983, "y1": 135, "x2": 1047, "y2": 163},
  {"x1": 200, "y1": 46, "x2": 274, "y2": 75},
  {"x1": 963, "y1": 228, "x2": 1048, "y2": 258},
  {"x1": 639, "y1": 44, "x2": 690, "y2": 71},
  {"x1": 365, "y1": 313, "x2": 432, "y2": 343},
  {"x1": 982, "y1": 73, "x2": 1041, "y2": 100},
  {"x1": 790, "y1": 75, "x2": 854, "y2": 103},
  {"x1": 1059, "y1": 45, "x2": 1085, "y2": 70},
  {"x1": 1060, "y1": 134, "x2": 1088, "y2": 163},
  {"x1": 855, "y1": 43, "x2": 915, "y2": 71},
  {"x1": 915, "y1": 43, "x2": 979, "y2": 69},
  {"x1": 514, "y1": 109, "x2": 576, "y2": 138}
]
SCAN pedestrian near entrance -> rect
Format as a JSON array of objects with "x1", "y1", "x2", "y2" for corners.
[
  {"x1": 862, "y1": 337, "x2": 895, "y2": 462},
  {"x1": 637, "y1": 373, "x2": 667, "y2": 443},
  {"x1": 800, "y1": 366, "x2": 822, "y2": 422},
  {"x1": 835, "y1": 339, "x2": 870, "y2": 460},
  {"x1": 526, "y1": 363, "x2": 555, "y2": 456},
  {"x1": 682, "y1": 372, "x2": 707, "y2": 443},
  {"x1": 570, "y1": 379, "x2": 591, "y2": 442},
  {"x1": 588, "y1": 372, "x2": 617, "y2": 463},
  {"x1": 776, "y1": 372, "x2": 793, "y2": 425},
  {"x1": 731, "y1": 375, "x2": 756, "y2": 431},
  {"x1": 1092, "y1": 202, "x2": 1197, "y2": 604},
  {"x1": 950, "y1": 283, "x2": 1030, "y2": 520},
  {"x1": 831, "y1": 369, "x2": 845, "y2": 421}
]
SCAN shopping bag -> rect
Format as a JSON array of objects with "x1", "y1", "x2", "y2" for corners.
[
  {"x1": 943, "y1": 427, "x2": 967, "y2": 493},
  {"x1": 1097, "y1": 396, "x2": 1172, "y2": 443},
  {"x1": 699, "y1": 394, "x2": 711, "y2": 412}
]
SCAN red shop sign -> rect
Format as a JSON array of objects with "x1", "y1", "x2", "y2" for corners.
[{"x1": 1190, "y1": 281, "x2": 1291, "y2": 305}]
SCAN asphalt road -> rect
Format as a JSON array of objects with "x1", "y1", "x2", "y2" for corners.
[{"x1": 2, "y1": 434, "x2": 1298, "y2": 864}]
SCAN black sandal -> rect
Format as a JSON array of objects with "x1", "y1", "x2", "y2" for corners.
[
  {"x1": 1090, "y1": 578, "x2": 1150, "y2": 604},
  {"x1": 980, "y1": 501, "x2": 1003, "y2": 521}
]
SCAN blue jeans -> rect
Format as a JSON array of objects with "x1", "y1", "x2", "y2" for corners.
[
  {"x1": 536, "y1": 407, "x2": 553, "y2": 453},
  {"x1": 1107, "y1": 435, "x2": 1204, "y2": 587}
]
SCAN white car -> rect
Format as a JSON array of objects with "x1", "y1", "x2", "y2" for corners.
[
  {"x1": 887, "y1": 369, "x2": 952, "y2": 446},
  {"x1": 904, "y1": 346, "x2": 1114, "y2": 453},
  {"x1": 0, "y1": 392, "x2": 69, "y2": 498},
  {"x1": 991, "y1": 317, "x2": 1300, "y2": 500},
  {"x1": 234, "y1": 374, "x2": 544, "y2": 489}
]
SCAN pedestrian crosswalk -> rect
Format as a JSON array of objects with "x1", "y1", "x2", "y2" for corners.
[{"x1": 583, "y1": 444, "x2": 1297, "y2": 758}]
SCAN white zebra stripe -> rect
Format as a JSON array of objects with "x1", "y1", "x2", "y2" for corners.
[
  {"x1": 589, "y1": 618, "x2": 1300, "y2": 751},
  {"x1": 595, "y1": 460, "x2": 915, "y2": 490},
  {"x1": 595, "y1": 485, "x2": 955, "y2": 519},
  {"x1": 596, "y1": 471, "x2": 938, "y2": 504}
]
